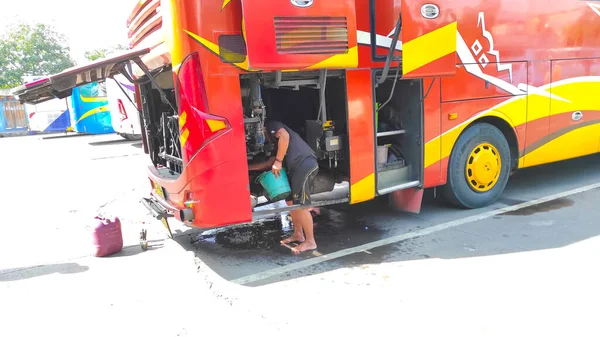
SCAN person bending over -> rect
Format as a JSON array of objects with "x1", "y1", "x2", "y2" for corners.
[{"x1": 248, "y1": 120, "x2": 319, "y2": 254}]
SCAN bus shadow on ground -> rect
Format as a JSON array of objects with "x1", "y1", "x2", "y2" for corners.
[
  {"x1": 88, "y1": 139, "x2": 141, "y2": 146},
  {"x1": 178, "y1": 154, "x2": 600, "y2": 287}
]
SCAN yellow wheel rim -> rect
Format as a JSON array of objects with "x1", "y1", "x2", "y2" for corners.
[{"x1": 465, "y1": 142, "x2": 501, "y2": 192}]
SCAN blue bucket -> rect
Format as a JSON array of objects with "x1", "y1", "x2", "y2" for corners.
[{"x1": 256, "y1": 168, "x2": 291, "y2": 202}]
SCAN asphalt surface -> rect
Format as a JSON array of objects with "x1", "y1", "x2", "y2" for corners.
[
  {"x1": 1, "y1": 133, "x2": 599, "y2": 336},
  {"x1": 193, "y1": 152, "x2": 600, "y2": 286}
]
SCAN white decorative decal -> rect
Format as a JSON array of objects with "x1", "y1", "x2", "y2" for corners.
[
  {"x1": 586, "y1": 2, "x2": 600, "y2": 16},
  {"x1": 471, "y1": 40, "x2": 482, "y2": 56},
  {"x1": 356, "y1": 30, "x2": 403, "y2": 51},
  {"x1": 476, "y1": 12, "x2": 513, "y2": 82},
  {"x1": 456, "y1": 12, "x2": 570, "y2": 102}
]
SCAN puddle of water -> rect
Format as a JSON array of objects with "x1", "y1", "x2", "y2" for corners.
[
  {"x1": 502, "y1": 198, "x2": 575, "y2": 216},
  {"x1": 209, "y1": 216, "x2": 293, "y2": 251}
]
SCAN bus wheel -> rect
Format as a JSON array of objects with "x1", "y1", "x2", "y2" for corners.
[{"x1": 442, "y1": 122, "x2": 511, "y2": 209}]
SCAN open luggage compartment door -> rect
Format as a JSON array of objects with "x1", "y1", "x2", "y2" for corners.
[
  {"x1": 13, "y1": 48, "x2": 150, "y2": 105},
  {"x1": 239, "y1": 0, "x2": 358, "y2": 70},
  {"x1": 401, "y1": 1, "x2": 457, "y2": 78}
]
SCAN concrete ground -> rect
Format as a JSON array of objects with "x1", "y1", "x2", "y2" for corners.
[
  {"x1": 0, "y1": 134, "x2": 276, "y2": 336},
  {"x1": 1, "y1": 133, "x2": 599, "y2": 336}
]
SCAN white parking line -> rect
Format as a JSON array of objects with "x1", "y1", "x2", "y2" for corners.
[{"x1": 231, "y1": 182, "x2": 600, "y2": 285}]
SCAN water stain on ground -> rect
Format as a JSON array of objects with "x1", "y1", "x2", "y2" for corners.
[
  {"x1": 201, "y1": 215, "x2": 292, "y2": 251},
  {"x1": 497, "y1": 197, "x2": 526, "y2": 206},
  {"x1": 331, "y1": 238, "x2": 426, "y2": 266},
  {"x1": 195, "y1": 207, "x2": 388, "y2": 255},
  {"x1": 502, "y1": 198, "x2": 575, "y2": 216}
]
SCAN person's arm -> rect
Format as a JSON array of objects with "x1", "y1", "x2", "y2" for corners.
[
  {"x1": 273, "y1": 127, "x2": 289, "y2": 163},
  {"x1": 248, "y1": 125, "x2": 289, "y2": 175}
]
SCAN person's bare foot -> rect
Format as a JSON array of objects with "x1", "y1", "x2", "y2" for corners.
[
  {"x1": 291, "y1": 240, "x2": 317, "y2": 255},
  {"x1": 280, "y1": 232, "x2": 305, "y2": 244}
]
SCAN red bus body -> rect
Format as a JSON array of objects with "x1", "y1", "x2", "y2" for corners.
[
  {"x1": 14, "y1": 0, "x2": 600, "y2": 232},
  {"x1": 137, "y1": 0, "x2": 600, "y2": 230}
]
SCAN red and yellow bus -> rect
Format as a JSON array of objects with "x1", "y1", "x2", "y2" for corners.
[{"x1": 14, "y1": 0, "x2": 600, "y2": 236}]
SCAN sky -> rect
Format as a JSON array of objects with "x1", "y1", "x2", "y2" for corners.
[{"x1": 0, "y1": 0, "x2": 131, "y2": 64}]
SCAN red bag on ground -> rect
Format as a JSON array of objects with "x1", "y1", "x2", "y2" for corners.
[{"x1": 92, "y1": 216, "x2": 123, "y2": 257}]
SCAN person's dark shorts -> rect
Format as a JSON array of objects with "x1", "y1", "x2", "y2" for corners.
[{"x1": 286, "y1": 157, "x2": 319, "y2": 205}]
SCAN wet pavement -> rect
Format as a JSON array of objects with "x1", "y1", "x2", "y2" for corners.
[{"x1": 192, "y1": 153, "x2": 600, "y2": 286}]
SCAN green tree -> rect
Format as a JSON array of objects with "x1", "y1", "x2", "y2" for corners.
[
  {"x1": 0, "y1": 23, "x2": 75, "y2": 89},
  {"x1": 84, "y1": 44, "x2": 128, "y2": 61}
]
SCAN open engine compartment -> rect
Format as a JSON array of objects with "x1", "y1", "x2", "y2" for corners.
[
  {"x1": 136, "y1": 67, "x2": 352, "y2": 208},
  {"x1": 136, "y1": 64, "x2": 425, "y2": 211},
  {"x1": 241, "y1": 70, "x2": 351, "y2": 207},
  {"x1": 137, "y1": 68, "x2": 182, "y2": 176}
]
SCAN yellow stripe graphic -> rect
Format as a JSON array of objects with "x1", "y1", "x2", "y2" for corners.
[
  {"x1": 185, "y1": 29, "x2": 345, "y2": 73},
  {"x1": 206, "y1": 119, "x2": 227, "y2": 132},
  {"x1": 75, "y1": 106, "x2": 109, "y2": 124},
  {"x1": 179, "y1": 111, "x2": 187, "y2": 129},
  {"x1": 521, "y1": 124, "x2": 600, "y2": 167},
  {"x1": 306, "y1": 46, "x2": 358, "y2": 70},
  {"x1": 425, "y1": 77, "x2": 600, "y2": 172},
  {"x1": 79, "y1": 95, "x2": 108, "y2": 103},
  {"x1": 403, "y1": 22, "x2": 457, "y2": 75},
  {"x1": 424, "y1": 137, "x2": 441, "y2": 168},
  {"x1": 350, "y1": 173, "x2": 375, "y2": 204},
  {"x1": 180, "y1": 128, "x2": 190, "y2": 147},
  {"x1": 184, "y1": 30, "x2": 255, "y2": 72}
]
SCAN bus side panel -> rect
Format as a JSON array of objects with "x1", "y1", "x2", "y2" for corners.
[
  {"x1": 401, "y1": 0, "x2": 457, "y2": 78},
  {"x1": 71, "y1": 84, "x2": 114, "y2": 134},
  {"x1": 423, "y1": 78, "x2": 443, "y2": 188},
  {"x1": 354, "y1": 0, "x2": 401, "y2": 69},
  {"x1": 442, "y1": 62, "x2": 528, "y2": 102},
  {"x1": 239, "y1": 0, "x2": 358, "y2": 70},
  {"x1": 202, "y1": 72, "x2": 252, "y2": 226},
  {"x1": 346, "y1": 69, "x2": 376, "y2": 204},
  {"x1": 107, "y1": 75, "x2": 142, "y2": 137},
  {"x1": 522, "y1": 59, "x2": 600, "y2": 166},
  {"x1": 439, "y1": 96, "x2": 525, "y2": 185},
  {"x1": 520, "y1": 61, "x2": 551, "y2": 168},
  {"x1": 25, "y1": 99, "x2": 71, "y2": 132}
]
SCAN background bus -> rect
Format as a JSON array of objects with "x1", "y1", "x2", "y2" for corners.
[
  {"x1": 25, "y1": 97, "x2": 71, "y2": 133},
  {"x1": 23, "y1": 75, "x2": 71, "y2": 133},
  {"x1": 106, "y1": 74, "x2": 142, "y2": 140},
  {"x1": 22, "y1": 75, "x2": 115, "y2": 135},
  {"x1": 69, "y1": 82, "x2": 114, "y2": 134},
  {"x1": 0, "y1": 89, "x2": 29, "y2": 136}
]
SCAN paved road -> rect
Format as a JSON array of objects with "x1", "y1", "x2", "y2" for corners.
[
  {"x1": 0, "y1": 134, "x2": 277, "y2": 337},
  {"x1": 241, "y1": 189, "x2": 600, "y2": 336},
  {"x1": 1, "y1": 133, "x2": 599, "y2": 336},
  {"x1": 0, "y1": 134, "x2": 149, "y2": 269},
  {"x1": 193, "y1": 153, "x2": 600, "y2": 287},
  {"x1": 191, "y1": 153, "x2": 600, "y2": 336}
]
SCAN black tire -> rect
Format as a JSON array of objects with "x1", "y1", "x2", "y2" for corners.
[{"x1": 441, "y1": 122, "x2": 511, "y2": 209}]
